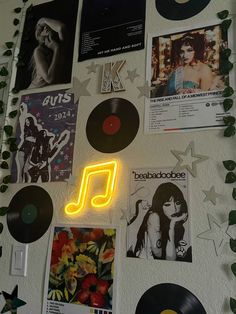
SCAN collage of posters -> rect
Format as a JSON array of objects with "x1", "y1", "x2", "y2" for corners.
[
  {"x1": 1, "y1": 0, "x2": 233, "y2": 313},
  {"x1": 127, "y1": 168, "x2": 191, "y2": 262},
  {"x1": 145, "y1": 22, "x2": 234, "y2": 133},
  {"x1": 43, "y1": 225, "x2": 118, "y2": 314},
  {"x1": 11, "y1": 90, "x2": 78, "y2": 183}
]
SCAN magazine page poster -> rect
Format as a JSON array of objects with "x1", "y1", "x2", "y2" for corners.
[
  {"x1": 78, "y1": 0, "x2": 146, "y2": 61},
  {"x1": 127, "y1": 168, "x2": 192, "y2": 263},
  {"x1": 145, "y1": 22, "x2": 235, "y2": 133},
  {"x1": 14, "y1": 0, "x2": 79, "y2": 91},
  {"x1": 11, "y1": 90, "x2": 78, "y2": 183},
  {"x1": 43, "y1": 225, "x2": 118, "y2": 314}
]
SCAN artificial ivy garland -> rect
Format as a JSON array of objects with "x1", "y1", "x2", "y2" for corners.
[
  {"x1": 0, "y1": 0, "x2": 29, "y2": 219},
  {"x1": 217, "y1": 9, "x2": 236, "y2": 314}
]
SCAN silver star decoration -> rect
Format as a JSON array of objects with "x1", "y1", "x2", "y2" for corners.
[
  {"x1": 197, "y1": 214, "x2": 231, "y2": 256},
  {"x1": 86, "y1": 61, "x2": 98, "y2": 74},
  {"x1": 67, "y1": 77, "x2": 91, "y2": 103},
  {"x1": 202, "y1": 186, "x2": 222, "y2": 205},
  {"x1": 66, "y1": 174, "x2": 77, "y2": 186},
  {"x1": 171, "y1": 141, "x2": 209, "y2": 177},
  {"x1": 137, "y1": 81, "x2": 153, "y2": 98},
  {"x1": 126, "y1": 68, "x2": 139, "y2": 83}
]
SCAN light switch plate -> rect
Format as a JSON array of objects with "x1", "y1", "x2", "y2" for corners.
[{"x1": 11, "y1": 244, "x2": 28, "y2": 277}]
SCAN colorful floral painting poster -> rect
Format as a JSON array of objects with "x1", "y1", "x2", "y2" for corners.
[
  {"x1": 43, "y1": 225, "x2": 118, "y2": 314},
  {"x1": 11, "y1": 90, "x2": 78, "y2": 183}
]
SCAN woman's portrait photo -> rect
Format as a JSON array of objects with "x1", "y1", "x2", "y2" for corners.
[
  {"x1": 14, "y1": 0, "x2": 78, "y2": 91},
  {"x1": 150, "y1": 24, "x2": 228, "y2": 98},
  {"x1": 127, "y1": 170, "x2": 191, "y2": 262}
]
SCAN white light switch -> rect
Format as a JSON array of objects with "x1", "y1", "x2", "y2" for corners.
[{"x1": 11, "y1": 244, "x2": 28, "y2": 277}]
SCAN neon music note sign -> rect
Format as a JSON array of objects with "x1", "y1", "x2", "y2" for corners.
[{"x1": 65, "y1": 160, "x2": 118, "y2": 216}]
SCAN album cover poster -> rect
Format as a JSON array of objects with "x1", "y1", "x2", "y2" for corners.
[
  {"x1": 43, "y1": 225, "x2": 118, "y2": 314},
  {"x1": 14, "y1": 0, "x2": 79, "y2": 91},
  {"x1": 78, "y1": 0, "x2": 146, "y2": 61},
  {"x1": 0, "y1": 60, "x2": 8, "y2": 154},
  {"x1": 11, "y1": 90, "x2": 78, "y2": 183},
  {"x1": 127, "y1": 167, "x2": 192, "y2": 262},
  {"x1": 145, "y1": 21, "x2": 235, "y2": 133}
]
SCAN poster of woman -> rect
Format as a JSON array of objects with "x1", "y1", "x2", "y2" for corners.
[
  {"x1": 150, "y1": 24, "x2": 228, "y2": 97},
  {"x1": 127, "y1": 168, "x2": 192, "y2": 263},
  {"x1": 145, "y1": 22, "x2": 235, "y2": 133},
  {"x1": 14, "y1": 0, "x2": 78, "y2": 91},
  {"x1": 43, "y1": 225, "x2": 118, "y2": 314},
  {"x1": 11, "y1": 90, "x2": 78, "y2": 183}
]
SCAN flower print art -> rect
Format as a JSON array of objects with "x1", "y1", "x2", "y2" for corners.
[{"x1": 43, "y1": 226, "x2": 118, "y2": 314}]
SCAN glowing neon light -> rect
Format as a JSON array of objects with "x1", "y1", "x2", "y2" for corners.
[{"x1": 65, "y1": 160, "x2": 118, "y2": 216}]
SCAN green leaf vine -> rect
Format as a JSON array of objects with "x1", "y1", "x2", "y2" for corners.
[
  {"x1": 0, "y1": 0, "x2": 29, "y2": 258},
  {"x1": 218, "y1": 9, "x2": 236, "y2": 313},
  {"x1": 0, "y1": 0, "x2": 30, "y2": 196}
]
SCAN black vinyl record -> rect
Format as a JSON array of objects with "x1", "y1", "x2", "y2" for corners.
[
  {"x1": 7, "y1": 186, "x2": 53, "y2": 243},
  {"x1": 155, "y1": 0, "x2": 211, "y2": 20},
  {"x1": 86, "y1": 98, "x2": 139, "y2": 153},
  {"x1": 135, "y1": 283, "x2": 206, "y2": 314}
]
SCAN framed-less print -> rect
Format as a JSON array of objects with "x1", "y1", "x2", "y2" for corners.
[
  {"x1": 14, "y1": 0, "x2": 79, "y2": 91},
  {"x1": 43, "y1": 224, "x2": 119, "y2": 314},
  {"x1": 11, "y1": 89, "x2": 78, "y2": 183},
  {"x1": 78, "y1": 0, "x2": 146, "y2": 61},
  {"x1": 127, "y1": 167, "x2": 192, "y2": 263},
  {"x1": 145, "y1": 21, "x2": 235, "y2": 133}
]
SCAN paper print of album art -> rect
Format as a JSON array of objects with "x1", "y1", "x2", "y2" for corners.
[
  {"x1": 145, "y1": 22, "x2": 235, "y2": 133},
  {"x1": 43, "y1": 226, "x2": 117, "y2": 314},
  {"x1": 127, "y1": 168, "x2": 192, "y2": 262},
  {"x1": 11, "y1": 90, "x2": 78, "y2": 183}
]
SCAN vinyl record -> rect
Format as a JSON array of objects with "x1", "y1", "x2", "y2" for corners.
[
  {"x1": 135, "y1": 283, "x2": 206, "y2": 314},
  {"x1": 7, "y1": 186, "x2": 53, "y2": 243},
  {"x1": 155, "y1": 0, "x2": 211, "y2": 21},
  {"x1": 86, "y1": 98, "x2": 139, "y2": 153}
]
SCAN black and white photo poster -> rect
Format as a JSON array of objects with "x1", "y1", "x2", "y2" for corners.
[
  {"x1": 127, "y1": 168, "x2": 192, "y2": 262},
  {"x1": 14, "y1": 0, "x2": 79, "y2": 91}
]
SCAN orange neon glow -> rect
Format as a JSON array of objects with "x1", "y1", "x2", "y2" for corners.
[{"x1": 65, "y1": 160, "x2": 118, "y2": 216}]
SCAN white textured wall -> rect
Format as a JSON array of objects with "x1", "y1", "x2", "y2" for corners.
[{"x1": 0, "y1": 0, "x2": 236, "y2": 313}]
